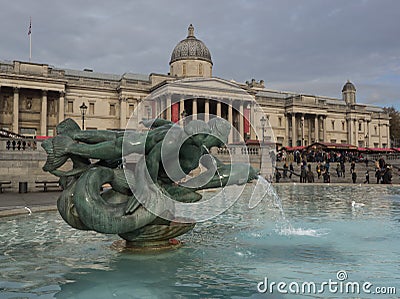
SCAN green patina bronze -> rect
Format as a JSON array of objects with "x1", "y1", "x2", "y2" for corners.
[{"x1": 42, "y1": 117, "x2": 258, "y2": 250}]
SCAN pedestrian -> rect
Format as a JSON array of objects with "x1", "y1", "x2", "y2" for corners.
[
  {"x1": 323, "y1": 171, "x2": 330, "y2": 183},
  {"x1": 364, "y1": 170, "x2": 369, "y2": 184},
  {"x1": 336, "y1": 163, "x2": 341, "y2": 177},
  {"x1": 283, "y1": 162, "x2": 288, "y2": 178},
  {"x1": 306, "y1": 164, "x2": 314, "y2": 183},
  {"x1": 316, "y1": 163, "x2": 321, "y2": 179},
  {"x1": 352, "y1": 171, "x2": 357, "y2": 184},
  {"x1": 375, "y1": 168, "x2": 381, "y2": 184},
  {"x1": 341, "y1": 162, "x2": 345, "y2": 178},
  {"x1": 289, "y1": 162, "x2": 294, "y2": 178},
  {"x1": 275, "y1": 169, "x2": 282, "y2": 183}
]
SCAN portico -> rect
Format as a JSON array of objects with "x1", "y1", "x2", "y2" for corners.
[{"x1": 149, "y1": 77, "x2": 260, "y2": 143}]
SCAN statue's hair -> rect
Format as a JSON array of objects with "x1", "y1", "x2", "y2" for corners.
[{"x1": 56, "y1": 118, "x2": 81, "y2": 136}]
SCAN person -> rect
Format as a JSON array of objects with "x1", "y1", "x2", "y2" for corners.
[
  {"x1": 283, "y1": 162, "x2": 288, "y2": 178},
  {"x1": 375, "y1": 168, "x2": 381, "y2": 184},
  {"x1": 350, "y1": 161, "x2": 355, "y2": 174},
  {"x1": 382, "y1": 165, "x2": 392, "y2": 184},
  {"x1": 323, "y1": 171, "x2": 330, "y2": 183},
  {"x1": 306, "y1": 164, "x2": 314, "y2": 183},
  {"x1": 364, "y1": 170, "x2": 369, "y2": 184},
  {"x1": 300, "y1": 165, "x2": 307, "y2": 183},
  {"x1": 352, "y1": 171, "x2": 357, "y2": 184},
  {"x1": 275, "y1": 169, "x2": 282, "y2": 183},
  {"x1": 289, "y1": 162, "x2": 294, "y2": 178},
  {"x1": 336, "y1": 163, "x2": 341, "y2": 177},
  {"x1": 316, "y1": 163, "x2": 321, "y2": 179},
  {"x1": 341, "y1": 162, "x2": 345, "y2": 178}
]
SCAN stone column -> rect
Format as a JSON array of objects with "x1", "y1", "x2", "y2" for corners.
[
  {"x1": 192, "y1": 98, "x2": 197, "y2": 120},
  {"x1": 387, "y1": 124, "x2": 391, "y2": 148},
  {"x1": 367, "y1": 120, "x2": 371, "y2": 147},
  {"x1": 250, "y1": 102, "x2": 256, "y2": 139},
  {"x1": 239, "y1": 101, "x2": 244, "y2": 139},
  {"x1": 322, "y1": 116, "x2": 327, "y2": 142},
  {"x1": 166, "y1": 95, "x2": 172, "y2": 121},
  {"x1": 291, "y1": 114, "x2": 296, "y2": 146},
  {"x1": 119, "y1": 97, "x2": 126, "y2": 129},
  {"x1": 228, "y1": 101, "x2": 233, "y2": 144},
  {"x1": 378, "y1": 123, "x2": 382, "y2": 147},
  {"x1": 179, "y1": 97, "x2": 185, "y2": 119},
  {"x1": 355, "y1": 119, "x2": 359, "y2": 147},
  {"x1": 216, "y1": 101, "x2": 221, "y2": 117},
  {"x1": 58, "y1": 91, "x2": 65, "y2": 124},
  {"x1": 204, "y1": 99, "x2": 210, "y2": 122},
  {"x1": 159, "y1": 97, "x2": 165, "y2": 119},
  {"x1": 301, "y1": 114, "x2": 305, "y2": 146},
  {"x1": 12, "y1": 87, "x2": 19, "y2": 133},
  {"x1": 347, "y1": 118, "x2": 351, "y2": 144},
  {"x1": 285, "y1": 114, "x2": 289, "y2": 146},
  {"x1": 314, "y1": 115, "x2": 319, "y2": 142},
  {"x1": 41, "y1": 90, "x2": 48, "y2": 136}
]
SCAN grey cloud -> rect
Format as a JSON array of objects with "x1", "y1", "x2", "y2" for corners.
[{"x1": 0, "y1": 0, "x2": 399, "y2": 107}]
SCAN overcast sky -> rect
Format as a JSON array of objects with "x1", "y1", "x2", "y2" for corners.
[{"x1": 1, "y1": 0, "x2": 399, "y2": 108}]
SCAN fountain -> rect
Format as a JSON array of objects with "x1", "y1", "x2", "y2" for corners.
[
  {"x1": 40, "y1": 117, "x2": 258, "y2": 251},
  {"x1": 1, "y1": 113, "x2": 399, "y2": 297}
]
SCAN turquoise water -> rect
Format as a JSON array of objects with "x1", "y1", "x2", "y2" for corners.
[{"x1": 0, "y1": 185, "x2": 399, "y2": 298}]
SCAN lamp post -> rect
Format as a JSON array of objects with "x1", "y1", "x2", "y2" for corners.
[
  {"x1": 80, "y1": 102, "x2": 88, "y2": 130},
  {"x1": 260, "y1": 116, "x2": 266, "y2": 144}
]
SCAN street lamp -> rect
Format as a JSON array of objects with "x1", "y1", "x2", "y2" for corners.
[
  {"x1": 80, "y1": 102, "x2": 88, "y2": 130},
  {"x1": 260, "y1": 116, "x2": 266, "y2": 143}
]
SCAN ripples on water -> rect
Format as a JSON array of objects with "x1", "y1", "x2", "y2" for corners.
[{"x1": 0, "y1": 184, "x2": 399, "y2": 298}]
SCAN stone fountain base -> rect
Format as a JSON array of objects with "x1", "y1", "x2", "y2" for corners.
[{"x1": 111, "y1": 239, "x2": 183, "y2": 253}]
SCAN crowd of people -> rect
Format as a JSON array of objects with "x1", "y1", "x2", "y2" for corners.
[
  {"x1": 275, "y1": 149, "x2": 395, "y2": 185},
  {"x1": 5, "y1": 139, "x2": 37, "y2": 151}
]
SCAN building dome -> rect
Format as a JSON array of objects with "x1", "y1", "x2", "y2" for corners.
[
  {"x1": 170, "y1": 24, "x2": 213, "y2": 65},
  {"x1": 342, "y1": 80, "x2": 356, "y2": 92}
]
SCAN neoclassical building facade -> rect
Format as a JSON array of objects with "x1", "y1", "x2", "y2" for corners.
[{"x1": 0, "y1": 25, "x2": 391, "y2": 148}]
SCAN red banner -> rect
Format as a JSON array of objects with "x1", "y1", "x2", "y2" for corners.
[
  {"x1": 244, "y1": 108, "x2": 250, "y2": 134},
  {"x1": 172, "y1": 103, "x2": 179, "y2": 123}
]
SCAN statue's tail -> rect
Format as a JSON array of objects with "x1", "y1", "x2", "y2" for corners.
[{"x1": 42, "y1": 136, "x2": 74, "y2": 171}]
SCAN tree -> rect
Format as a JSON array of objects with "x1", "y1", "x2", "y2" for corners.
[{"x1": 383, "y1": 106, "x2": 400, "y2": 147}]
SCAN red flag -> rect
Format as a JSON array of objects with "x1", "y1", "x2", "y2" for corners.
[{"x1": 28, "y1": 18, "x2": 32, "y2": 35}]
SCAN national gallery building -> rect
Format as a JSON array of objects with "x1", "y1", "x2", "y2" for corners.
[{"x1": 0, "y1": 25, "x2": 391, "y2": 148}]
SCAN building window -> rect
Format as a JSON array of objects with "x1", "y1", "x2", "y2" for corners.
[
  {"x1": 109, "y1": 104, "x2": 116, "y2": 116},
  {"x1": 182, "y1": 63, "x2": 186, "y2": 76},
  {"x1": 129, "y1": 104, "x2": 135, "y2": 116},
  {"x1": 331, "y1": 120, "x2": 335, "y2": 130},
  {"x1": 89, "y1": 103, "x2": 95, "y2": 115},
  {"x1": 374, "y1": 126, "x2": 377, "y2": 135},
  {"x1": 278, "y1": 117, "x2": 282, "y2": 127},
  {"x1": 342, "y1": 122, "x2": 345, "y2": 131},
  {"x1": 358, "y1": 122, "x2": 362, "y2": 131},
  {"x1": 67, "y1": 101, "x2": 73, "y2": 113},
  {"x1": 199, "y1": 63, "x2": 203, "y2": 76}
]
